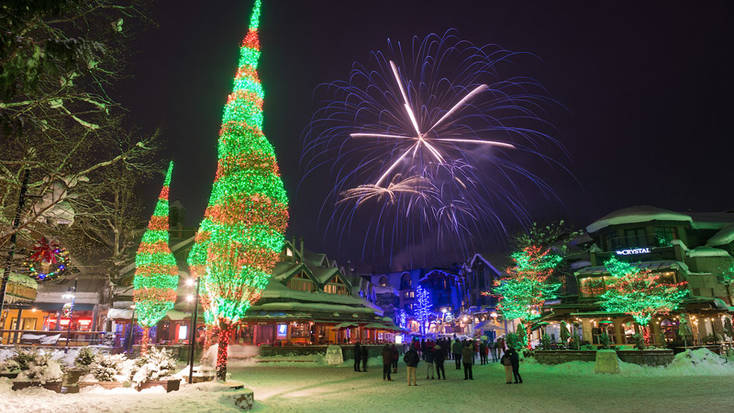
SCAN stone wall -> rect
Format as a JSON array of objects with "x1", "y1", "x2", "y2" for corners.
[
  {"x1": 617, "y1": 350, "x2": 674, "y2": 366},
  {"x1": 534, "y1": 349, "x2": 674, "y2": 366},
  {"x1": 534, "y1": 350, "x2": 597, "y2": 364},
  {"x1": 258, "y1": 344, "x2": 385, "y2": 359}
]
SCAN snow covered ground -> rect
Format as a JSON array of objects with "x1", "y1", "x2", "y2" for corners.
[{"x1": 2, "y1": 350, "x2": 734, "y2": 413}]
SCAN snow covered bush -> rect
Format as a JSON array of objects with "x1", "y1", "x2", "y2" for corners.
[
  {"x1": 4, "y1": 349, "x2": 64, "y2": 383},
  {"x1": 129, "y1": 346, "x2": 176, "y2": 386},
  {"x1": 75, "y1": 347, "x2": 97, "y2": 369},
  {"x1": 90, "y1": 353, "x2": 129, "y2": 382}
]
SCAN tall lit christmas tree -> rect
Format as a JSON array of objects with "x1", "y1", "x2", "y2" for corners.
[
  {"x1": 495, "y1": 245, "x2": 562, "y2": 349},
  {"x1": 188, "y1": 0, "x2": 289, "y2": 380},
  {"x1": 133, "y1": 161, "x2": 178, "y2": 354},
  {"x1": 599, "y1": 257, "x2": 688, "y2": 344},
  {"x1": 414, "y1": 285, "x2": 432, "y2": 335}
]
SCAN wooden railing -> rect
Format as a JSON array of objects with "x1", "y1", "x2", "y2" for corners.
[{"x1": 0, "y1": 329, "x2": 106, "y2": 346}]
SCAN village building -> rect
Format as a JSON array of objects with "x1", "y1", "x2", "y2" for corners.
[{"x1": 543, "y1": 206, "x2": 734, "y2": 347}]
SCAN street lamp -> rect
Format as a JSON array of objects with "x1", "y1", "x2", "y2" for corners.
[
  {"x1": 187, "y1": 277, "x2": 201, "y2": 384},
  {"x1": 63, "y1": 280, "x2": 77, "y2": 353}
]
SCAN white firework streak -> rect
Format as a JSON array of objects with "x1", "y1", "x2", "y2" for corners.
[
  {"x1": 338, "y1": 175, "x2": 437, "y2": 207},
  {"x1": 348, "y1": 60, "x2": 516, "y2": 190}
]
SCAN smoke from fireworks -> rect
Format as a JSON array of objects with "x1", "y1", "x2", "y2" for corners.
[{"x1": 300, "y1": 29, "x2": 566, "y2": 264}]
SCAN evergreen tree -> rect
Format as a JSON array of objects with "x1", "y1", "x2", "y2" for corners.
[
  {"x1": 187, "y1": 0, "x2": 289, "y2": 381},
  {"x1": 133, "y1": 162, "x2": 178, "y2": 353}
]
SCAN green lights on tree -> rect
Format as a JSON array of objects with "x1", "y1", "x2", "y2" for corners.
[
  {"x1": 133, "y1": 161, "x2": 178, "y2": 354},
  {"x1": 495, "y1": 245, "x2": 561, "y2": 349},
  {"x1": 188, "y1": 0, "x2": 289, "y2": 381},
  {"x1": 599, "y1": 257, "x2": 688, "y2": 344}
]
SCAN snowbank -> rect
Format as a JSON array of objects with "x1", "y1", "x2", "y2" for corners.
[{"x1": 523, "y1": 349, "x2": 734, "y2": 377}]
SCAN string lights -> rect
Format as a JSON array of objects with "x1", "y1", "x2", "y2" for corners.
[
  {"x1": 133, "y1": 162, "x2": 179, "y2": 353},
  {"x1": 494, "y1": 245, "x2": 562, "y2": 348},
  {"x1": 188, "y1": 0, "x2": 289, "y2": 381},
  {"x1": 599, "y1": 257, "x2": 688, "y2": 342}
]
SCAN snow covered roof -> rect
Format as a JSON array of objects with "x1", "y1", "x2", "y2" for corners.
[
  {"x1": 707, "y1": 224, "x2": 734, "y2": 247},
  {"x1": 687, "y1": 246, "x2": 731, "y2": 258},
  {"x1": 576, "y1": 260, "x2": 690, "y2": 276},
  {"x1": 586, "y1": 206, "x2": 692, "y2": 233}
]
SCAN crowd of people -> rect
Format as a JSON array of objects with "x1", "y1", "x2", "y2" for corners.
[{"x1": 352, "y1": 335, "x2": 523, "y2": 386}]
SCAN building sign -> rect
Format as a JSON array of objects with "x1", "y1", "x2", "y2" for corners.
[
  {"x1": 276, "y1": 324, "x2": 288, "y2": 339},
  {"x1": 615, "y1": 247, "x2": 651, "y2": 256}
]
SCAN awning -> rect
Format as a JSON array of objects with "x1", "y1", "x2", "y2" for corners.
[
  {"x1": 107, "y1": 308, "x2": 133, "y2": 319},
  {"x1": 335, "y1": 322, "x2": 358, "y2": 329}
]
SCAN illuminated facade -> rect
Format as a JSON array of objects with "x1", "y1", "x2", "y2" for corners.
[{"x1": 544, "y1": 206, "x2": 734, "y2": 347}]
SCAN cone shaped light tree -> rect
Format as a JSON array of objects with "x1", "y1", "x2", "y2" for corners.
[
  {"x1": 133, "y1": 161, "x2": 179, "y2": 354},
  {"x1": 188, "y1": 0, "x2": 289, "y2": 381}
]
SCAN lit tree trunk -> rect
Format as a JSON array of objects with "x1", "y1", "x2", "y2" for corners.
[
  {"x1": 216, "y1": 323, "x2": 233, "y2": 381},
  {"x1": 141, "y1": 327, "x2": 150, "y2": 354},
  {"x1": 642, "y1": 324, "x2": 651, "y2": 346}
]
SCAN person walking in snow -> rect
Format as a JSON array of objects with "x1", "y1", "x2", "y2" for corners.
[
  {"x1": 382, "y1": 343, "x2": 393, "y2": 381},
  {"x1": 462, "y1": 341, "x2": 474, "y2": 380},
  {"x1": 361, "y1": 343, "x2": 369, "y2": 372},
  {"x1": 452, "y1": 338, "x2": 463, "y2": 369},
  {"x1": 507, "y1": 347, "x2": 522, "y2": 384},
  {"x1": 391, "y1": 343, "x2": 399, "y2": 373},
  {"x1": 403, "y1": 346, "x2": 420, "y2": 386},
  {"x1": 353, "y1": 342, "x2": 362, "y2": 372},
  {"x1": 479, "y1": 341, "x2": 487, "y2": 365},
  {"x1": 500, "y1": 351, "x2": 513, "y2": 384},
  {"x1": 433, "y1": 343, "x2": 446, "y2": 380},
  {"x1": 425, "y1": 340, "x2": 435, "y2": 379}
]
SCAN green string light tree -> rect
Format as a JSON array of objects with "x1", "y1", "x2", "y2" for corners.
[
  {"x1": 495, "y1": 245, "x2": 562, "y2": 349},
  {"x1": 188, "y1": 0, "x2": 289, "y2": 381},
  {"x1": 133, "y1": 161, "x2": 179, "y2": 354},
  {"x1": 599, "y1": 257, "x2": 688, "y2": 345}
]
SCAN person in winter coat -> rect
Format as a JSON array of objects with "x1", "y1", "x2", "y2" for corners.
[
  {"x1": 424, "y1": 340, "x2": 435, "y2": 379},
  {"x1": 391, "y1": 343, "x2": 399, "y2": 373},
  {"x1": 381, "y1": 344, "x2": 393, "y2": 381},
  {"x1": 403, "y1": 347, "x2": 420, "y2": 386},
  {"x1": 353, "y1": 342, "x2": 362, "y2": 372},
  {"x1": 361, "y1": 343, "x2": 369, "y2": 372},
  {"x1": 462, "y1": 341, "x2": 474, "y2": 380},
  {"x1": 500, "y1": 351, "x2": 513, "y2": 384},
  {"x1": 507, "y1": 347, "x2": 522, "y2": 383},
  {"x1": 452, "y1": 339, "x2": 463, "y2": 369},
  {"x1": 479, "y1": 342, "x2": 487, "y2": 365},
  {"x1": 433, "y1": 344, "x2": 446, "y2": 380}
]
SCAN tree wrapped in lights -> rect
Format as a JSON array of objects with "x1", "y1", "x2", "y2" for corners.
[
  {"x1": 133, "y1": 161, "x2": 178, "y2": 354},
  {"x1": 599, "y1": 257, "x2": 688, "y2": 344},
  {"x1": 414, "y1": 285, "x2": 432, "y2": 335},
  {"x1": 495, "y1": 245, "x2": 562, "y2": 348},
  {"x1": 188, "y1": 0, "x2": 289, "y2": 381}
]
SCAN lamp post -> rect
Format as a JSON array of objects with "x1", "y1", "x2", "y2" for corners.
[
  {"x1": 186, "y1": 277, "x2": 200, "y2": 384},
  {"x1": 62, "y1": 279, "x2": 77, "y2": 353}
]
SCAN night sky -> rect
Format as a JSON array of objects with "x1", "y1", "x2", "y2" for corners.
[{"x1": 119, "y1": 0, "x2": 734, "y2": 268}]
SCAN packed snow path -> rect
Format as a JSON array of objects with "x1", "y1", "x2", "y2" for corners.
[{"x1": 3, "y1": 360, "x2": 734, "y2": 412}]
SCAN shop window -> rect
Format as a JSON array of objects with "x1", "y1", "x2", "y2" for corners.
[
  {"x1": 323, "y1": 275, "x2": 348, "y2": 295},
  {"x1": 580, "y1": 277, "x2": 606, "y2": 297},
  {"x1": 624, "y1": 228, "x2": 647, "y2": 247},
  {"x1": 288, "y1": 273, "x2": 315, "y2": 292},
  {"x1": 655, "y1": 227, "x2": 678, "y2": 246},
  {"x1": 290, "y1": 323, "x2": 310, "y2": 338}
]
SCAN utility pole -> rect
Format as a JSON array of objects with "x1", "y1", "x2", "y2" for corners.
[{"x1": 0, "y1": 169, "x2": 30, "y2": 318}]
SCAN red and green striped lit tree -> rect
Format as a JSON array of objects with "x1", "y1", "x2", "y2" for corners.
[
  {"x1": 495, "y1": 245, "x2": 562, "y2": 349},
  {"x1": 133, "y1": 161, "x2": 179, "y2": 353},
  {"x1": 599, "y1": 257, "x2": 688, "y2": 344},
  {"x1": 188, "y1": 0, "x2": 289, "y2": 380}
]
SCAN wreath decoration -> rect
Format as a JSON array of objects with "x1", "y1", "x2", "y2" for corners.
[{"x1": 25, "y1": 237, "x2": 70, "y2": 281}]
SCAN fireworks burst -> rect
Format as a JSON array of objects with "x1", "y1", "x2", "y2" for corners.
[{"x1": 300, "y1": 29, "x2": 566, "y2": 264}]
